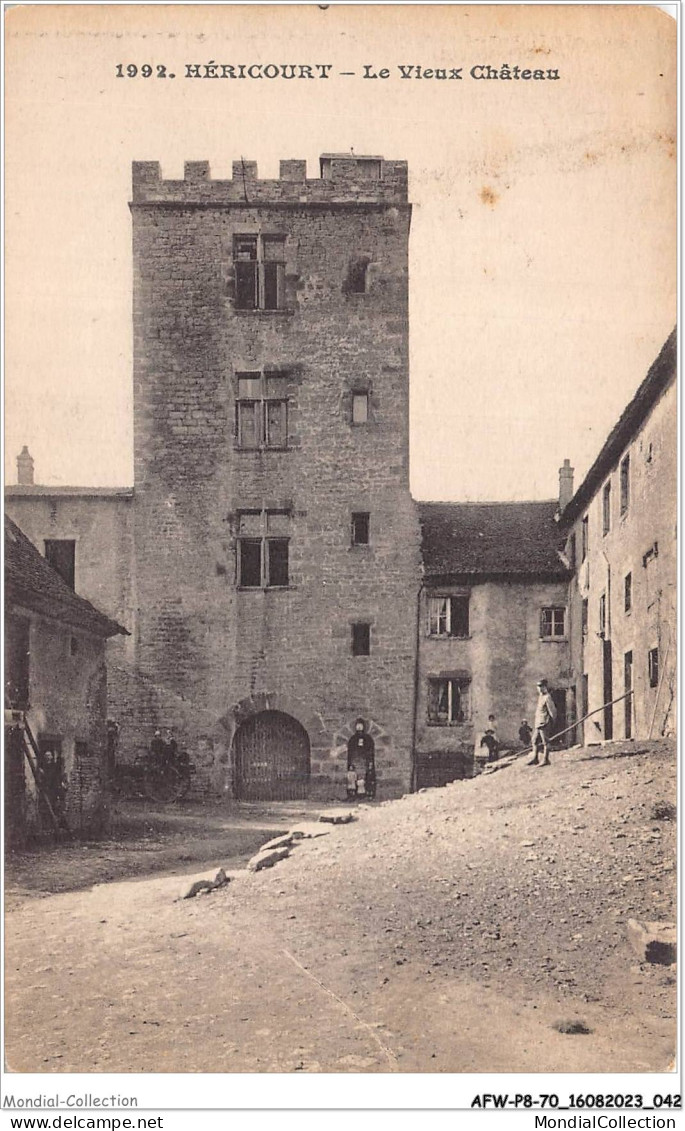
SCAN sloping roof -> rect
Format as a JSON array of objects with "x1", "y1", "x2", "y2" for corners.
[
  {"x1": 561, "y1": 328, "x2": 677, "y2": 526},
  {"x1": 418, "y1": 500, "x2": 570, "y2": 581},
  {"x1": 5, "y1": 515, "x2": 127, "y2": 638}
]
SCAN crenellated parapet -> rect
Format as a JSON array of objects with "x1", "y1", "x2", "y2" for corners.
[{"x1": 131, "y1": 154, "x2": 408, "y2": 206}]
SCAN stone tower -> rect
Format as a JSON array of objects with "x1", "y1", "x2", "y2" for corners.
[{"x1": 130, "y1": 154, "x2": 420, "y2": 799}]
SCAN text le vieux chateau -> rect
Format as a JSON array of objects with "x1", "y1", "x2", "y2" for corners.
[{"x1": 178, "y1": 62, "x2": 561, "y2": 80}]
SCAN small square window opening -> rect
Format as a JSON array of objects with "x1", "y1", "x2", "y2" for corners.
[
  {"x1": 351, "y1": 623, "x2": 371, "y2": 656},
  {"x1": 351, "y1": 513, "x2": 370, "y2": 546},
  {"x1": 540, "y1": 606, "x2": 566, "y2": 638},
  {"x1": 624, "y1": 572, "x2": 632, "y2": 613},
  {"x1": 352, "y1": 393, "x2": 369, "y2": 425}
]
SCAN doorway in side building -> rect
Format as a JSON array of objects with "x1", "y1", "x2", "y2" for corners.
[
  {"x1": 550, "y1": 688, "x2": 568, "y2": 748},
  {"x1": 233, "y1": 711, "x2": 311, "y2": 801},
  {"x1": 603, "y1": 639, "x2": 614, "y2": 739},
  {"x1": 624, "y1": 650, "x2": 633, "y2": 739}
]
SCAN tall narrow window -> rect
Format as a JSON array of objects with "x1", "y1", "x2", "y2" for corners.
[
  {"x1": 234, "y1": 236, "x2": 258, "y2": 309},
  {"x1": 5, "y1": 614, "x2": 30, "y2": 709},
  {"x1": 236, "y1": 374, "x2": 261, "y2": 450},
  {"x1": 233, "y1": 234, "x2": 286, "y2": 311},
  {"x1": 264, "y1": 375, "x2": 288, "y2": 449},
  {"x1": 236, "y1": 372, "x2": 289, "y2": 450},
  {"x1": 624, "y1": 572, "x2": 632, "y2": 613},
  {"x1": 44, "y1": 540, "x2": 76, "y2": 589},
  {"x1": 351, "y1": 512, "x2": 370, "y2": 546},
  {"x1": 351, "y1": 622, "x2": 371, "y2": 656},
  {"x1": 581, "y1": 598, "x2": 589, "y2": 636},
  {"x1": 599, "y1": 592, "x2": 606, "y2": 636},
  {"x1": 602, "y1": 481, "x2": 611, "y2": 536},
  {"x1": 237, "y1": 510, "x2": 290, "y2": 588},
  {"x1": 648, "y1": 647, "x2": 659, "y2": 688},
  {"x1": 346, "y1": 257, "x2": 370, "y2": 294},
  {"x1": 351, "y1": 392, "x2": 369, "y2": 425},
  {"x1": 620, "y1": 454, "x2": 630, "y2": 515},
  {"x1": 581, "y1": 515, "x2": 589, "y2": 561}
]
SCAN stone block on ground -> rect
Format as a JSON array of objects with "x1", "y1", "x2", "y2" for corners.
[
  {"x1": 259, "y1": 833, "x2": 296, "y2": 852},
  {"x1": 319, "y1": 810, "x2": 356, "y2": 825},
  {"x1": 626, "y1": 918, "x2": 676, "y2": 965},
  {"x1": 289, "y1": 823, "x2": 331, "y2": 839},
  {"x1": 248, "y1": 847, "x2": 290, "y2": 872},
  {"x1": 181, "y1": 868, "x2": 231, "y2": 900}
]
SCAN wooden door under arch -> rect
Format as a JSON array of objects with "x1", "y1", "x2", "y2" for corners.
[{"x1": 233, "y1": 711, "x2": 311, "y2": 800}]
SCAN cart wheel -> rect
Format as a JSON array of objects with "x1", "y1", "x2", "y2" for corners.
[{"x1": 145, "y1": 765, "x2": 183, "y2": 803}]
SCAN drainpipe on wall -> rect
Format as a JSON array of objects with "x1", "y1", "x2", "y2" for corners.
[{"x1": 410, "y1": 581, "x2": 425, "y2": 793}]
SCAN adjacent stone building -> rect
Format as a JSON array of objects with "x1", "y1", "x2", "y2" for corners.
[
  {"x1": 4, "y1": 479, "x2": 135, "y2": 730},
  {"x1": 5, "y1": 516, "x2": 126, "y2": 843},
  {"x1": 559, "y1": 330, "x2": 677, "y2": 743},
  {"x1": 415, "y1": 498, "x2": 572, "y2": 786}
]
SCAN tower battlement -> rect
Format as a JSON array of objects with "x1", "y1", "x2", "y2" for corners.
[{"x1": 131, "y1": 154, "x2": 408, "y2": 206}]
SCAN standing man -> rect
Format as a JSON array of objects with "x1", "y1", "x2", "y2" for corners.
[
  {"x1": 528, "y1": 679, "x2": 557, "y2": 767},
  {"x1": 347, "y1": 717, "x2": 376, "y2": 800}
]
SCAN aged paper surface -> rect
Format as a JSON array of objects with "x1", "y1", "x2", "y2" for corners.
[{"x1": 3, "y1": 1, "x2": 677, "y2": 1114}]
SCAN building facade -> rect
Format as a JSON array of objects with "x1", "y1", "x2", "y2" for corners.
[
  {"x1": 415, "y1": 499, "x2": 572, "y2": 785},
  {"x1": 560, "y1": 330, "x2": 677, "y2": 743},
  {"x1": 5, "y1": 516, "x2": 126, "y2": 843}
]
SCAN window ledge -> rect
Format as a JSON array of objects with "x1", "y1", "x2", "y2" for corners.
[
  {"x1": 235, "y1": 446, "x2": 291, "y2": 453},
  {"x1": 237, "y1": 585, "x2": 296, "y2": 592},
  {"x1": 540, "y1": 636, "x2": 568, "y2": 643},
  {"x1": 427, "y1": 721, "x2": 471, "y2": 728},
  {"x1": 233, "y1": 307, "x2": 294, "y2": 317},
  {"x1": 427, "y1": 634, "x2": 472, "y2": 641}
]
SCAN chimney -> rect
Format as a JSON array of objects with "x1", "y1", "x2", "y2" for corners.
[
  {"x1": 17, "y1": 446, "x2": 35, "y2": 486},
  {"x1": 558, "y1": 458, "x2": 574, "y2": 511}
]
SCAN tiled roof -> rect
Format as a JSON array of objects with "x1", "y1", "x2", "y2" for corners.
[
  {"x1": 418, "y1": 500, "x2": 570, "y2": 580},
  {"x1": 5, "y1": 515, "x2": 127, "y2": 637}
]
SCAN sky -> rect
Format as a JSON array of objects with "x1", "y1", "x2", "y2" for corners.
[{"x1": 5, "y1": 3, "x2": 677, "y2": 502}]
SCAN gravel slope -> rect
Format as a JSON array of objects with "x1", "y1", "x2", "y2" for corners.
[{"x1": 5, "y1": 738, "x2": 676, "y2": 1074}]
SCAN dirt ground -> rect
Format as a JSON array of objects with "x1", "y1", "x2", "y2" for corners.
[{"x1": 4, "y1": 739, "x2": 677, "y2": 1074}]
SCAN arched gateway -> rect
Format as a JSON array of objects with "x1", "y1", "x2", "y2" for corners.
[{"x1": 232, "y1": 711, "x2": 311, "y2": 800}]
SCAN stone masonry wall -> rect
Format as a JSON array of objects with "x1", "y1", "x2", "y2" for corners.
[
  {"x1": 4, "y1": 492, "x2": 137, "y2": 753},
  {"x1": 131, "y1": 156, "x2": 421, "y2": 798},
  {"x1": 565, "y1": 377, "x2": 677, "y2": 742},
  {"x1": 417, "y1": 579, "x2": 572, "y2": 768}
]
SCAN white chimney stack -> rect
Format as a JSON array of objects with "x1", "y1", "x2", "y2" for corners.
[{"x1": 17, "y1": 445, "x2": 34, "y2": 486}]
